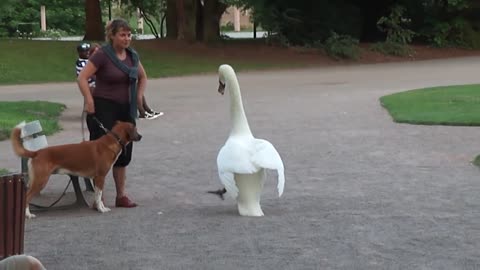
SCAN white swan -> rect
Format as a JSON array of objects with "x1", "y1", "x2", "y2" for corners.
[{"x1": 212, "y1": 64, "x2": 285, "y2": 217}]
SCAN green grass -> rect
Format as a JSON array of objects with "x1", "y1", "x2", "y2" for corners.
[
  {"x1": 380, "y1": 84, "x2": 480, "y2": 126},
  {"x1": 0, "y1": 101, "x2": 65, "y2": 141},
  {"x1": 0, "y1": 168, "x2": 9, "y2": 175},
  {"x1": 0, "y1": 40, "x2": 78, "y2": 84},
  {"x1": 473, "y1": 155, "x2": 480, "y2": 167},
  {"x1": 137, "y1": 45, "x2": 277, "y2": 78},
  {"x1": 0, "y1": 39, "x2": 294, "y2": 85}
]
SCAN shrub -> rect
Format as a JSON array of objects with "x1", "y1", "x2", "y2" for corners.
[
  {"x1": 36, "y1": 28, "x2": 68, "y2": 40},
  {"x1": 374, "y1": 5, "x2": 415, "y2": 56},
  {"x1": 370, "y1": 41, "x2": 413, "y2": 57},
  {"x1": 221, "y1": 22, "x2": 235, "y2": 32},
  {"x1": 322, "y1": 32, "x2": 360, "y2": 60}
]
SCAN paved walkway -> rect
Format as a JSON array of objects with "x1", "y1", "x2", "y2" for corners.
[{"x1": 1, "y1": 58, "x2": 480, "y2": 269}]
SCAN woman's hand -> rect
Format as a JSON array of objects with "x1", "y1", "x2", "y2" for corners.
[
  {"x1": 84, "y1": 97, "x2": 95, "y2": 114},
  {"x1": 77, "y1": 60, "x2": 98, "y2": 114}
]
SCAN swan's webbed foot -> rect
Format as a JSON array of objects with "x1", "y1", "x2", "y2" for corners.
[{"x1": 207, "y1": 188, "x2": 227, "y2": 200}]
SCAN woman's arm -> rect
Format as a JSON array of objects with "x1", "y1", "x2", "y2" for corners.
[
  {"x1": 137, "y1": 61, "x2": 148, "y2": 111},
  {"x1": 77, "y1": 61, "x2": 98, "y2": 113}
]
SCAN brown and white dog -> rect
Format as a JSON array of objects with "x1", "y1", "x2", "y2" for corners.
[{"x1": 10, "y1": 121, "x2": 142, "y2": 218}]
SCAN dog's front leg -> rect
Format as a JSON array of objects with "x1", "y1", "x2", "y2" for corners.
[
  {"x1": 25, "y1": 206, "x2": 36, "y2": 219},
  {"x1": 93, "y1": 176, "x2": 110, "y2": 213}
]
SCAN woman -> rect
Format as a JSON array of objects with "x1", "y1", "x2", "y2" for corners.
[{"x1": 77, "y1": 19, "x2": 146, "y2": 208}]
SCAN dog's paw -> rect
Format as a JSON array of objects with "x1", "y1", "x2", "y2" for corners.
[
  {"x1": 25, "y1": 208, "x2": 36, "y2": 219},
  {"x1": 94, "y1": 201, "x2": 111, "y2": 213},
  {"x1": 99, "y1": 206, "x2": 111, "y2": 213}
]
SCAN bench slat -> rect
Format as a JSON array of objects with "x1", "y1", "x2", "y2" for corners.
[
  {"x1": 23, "y1": 135, "x2": 48, "y2": 151},
  {"x1": 20, "y1": 121, "x2": 43, "y2": 138}
]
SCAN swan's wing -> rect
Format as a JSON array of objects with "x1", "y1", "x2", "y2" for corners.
[
  {"x1": 251, "y1": 139, "x2": 285, "y2": 196},
  {"x1": 217, "y1": 139, "x2": 258, "y2": 198}
]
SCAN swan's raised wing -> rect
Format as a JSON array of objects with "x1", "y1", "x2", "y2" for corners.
[
  {"x1": 217, "y1": 138, "x2": 258, "y2": 198},
  {"x1": 251, "y1": 139, "x2": 285, "y2": 196}
]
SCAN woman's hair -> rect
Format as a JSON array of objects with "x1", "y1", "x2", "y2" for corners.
[{"x1": 105, "y1": 19, "x2": 132, "y2": 43}]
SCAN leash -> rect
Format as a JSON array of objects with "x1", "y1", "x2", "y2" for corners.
[
  {"x1": 81, "y1": 110, "x2": 87, "y2": 142},
  {"x1": 91, "y1": 115, "x2": 109, "y2": 134},
  {"x1": 29, "y1": 178, "x2": 72, "y2": 210},
  {"x1": 81, "y1": 107, "x2": 125, "y2": 148}
]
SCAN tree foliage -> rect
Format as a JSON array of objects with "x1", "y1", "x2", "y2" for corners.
[
  {"x1": 118, "y1": 0, "x2": 165, "y2": 38},
  {"x1": 1, "y1": 0, "x2": 479, "y2": 48},
  {"x1": 0, "y1": 0, "x2": 84, "y2": 37},
  {"x1": 235, "y1": 0, "x2": 480, "y2": 47}
]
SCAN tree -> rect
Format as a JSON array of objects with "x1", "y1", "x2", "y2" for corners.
[
  {"x1": 0, "y1": 0, "x2": 84, "y2": 37},
  {"x1": 84, "y1": 0, "x2": 104, "y2": 41},
  {"x1": 165, "y1": 0, "x2": 177, "y2": 38},
  {"x1": 165, "y1": 0, "x2": 227, "y2": 41},
  {"x1": 164, "y1": 0, "x2": 196, "y2": 41},
  {"x1": 120, "y1": 0, "x2": 228, "y2": 42},
  {"x1": 182, "y1": 0, "x2": 197, "y2": 41},
  {"x1": 43, "y1": 0, "x2": 85, "y2": 35},
  {"x1": 201, "y1": 0, "x2": 228, "y2": 42},
  {"x1": 125, "y1": 0, "x2": 165, "y2": 38}
]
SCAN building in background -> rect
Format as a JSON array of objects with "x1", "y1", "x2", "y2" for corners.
[{"x1": 220, "y1": 6, "x2": 252, "y2": 32}]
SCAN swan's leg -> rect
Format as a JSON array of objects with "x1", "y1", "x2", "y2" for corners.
[{"x1": 235, "y1": 170, "x2": 265, "y2": 217}]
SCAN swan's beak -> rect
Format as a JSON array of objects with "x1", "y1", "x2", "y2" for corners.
[{"x1": 218, "y1": 81, "x2": 225, "y2": 95}]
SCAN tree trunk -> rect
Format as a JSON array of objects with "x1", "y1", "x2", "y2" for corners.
[
  {"x1": 167, "y1": 0, "x2": 224, "y2": 42},
  {"x1": 202, "y1": 0, "x2": 227, "y2": 43},
  {"x1": 174, "y1": 0, "x2": 197, "y2": 42},
  {"x1": 183, "y1": 0, "x2": 197, "y2": 42},
  {"x1": 166, "y1": 0, "x2": 177, "y2": 39},
  {"x1": 196, "y1": 0, "x2": 204, "y2": 41},
  {"x1": 176, "y1": 0, "x2": 185, "y2": 39},
  {"x1": 84, "y1": 0, "x2": 104, "y2": 41}
]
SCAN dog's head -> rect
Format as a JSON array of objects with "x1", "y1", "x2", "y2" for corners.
[{"x1": 112, "y1": 121, "x2": 142, "y2": 143}]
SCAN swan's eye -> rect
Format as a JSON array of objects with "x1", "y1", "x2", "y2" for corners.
[{"x1": 218, "y1": 81, "x2": 225, "y2": 95}]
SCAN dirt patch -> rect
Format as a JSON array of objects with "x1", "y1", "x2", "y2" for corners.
[{"x1": 135, "y1": 39, "x2": 480, "y2": 66}]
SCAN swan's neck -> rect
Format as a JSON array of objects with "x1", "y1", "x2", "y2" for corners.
[{"x1": 228, "y1": 76, "x2": 252, "y2": 136}]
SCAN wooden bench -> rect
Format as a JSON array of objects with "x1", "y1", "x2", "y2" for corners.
[{"x1": 19, "y1": 120, "x2": 93, "y2": 210}]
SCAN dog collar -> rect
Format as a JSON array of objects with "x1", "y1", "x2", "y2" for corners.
[
  {"x1": 91, "y1": 116, "x2": 126, "y2": 150},
  {"x1": 108, "y1": 131, "x2": 126, "y2": 149}
]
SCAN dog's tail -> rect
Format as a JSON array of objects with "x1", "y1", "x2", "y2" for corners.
[{"x1": 11, "y1": 122, "x2": 37, "y2": 158}]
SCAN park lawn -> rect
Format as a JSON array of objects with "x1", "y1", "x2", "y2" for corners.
[
  {"x1": 380, "y1": 84, "x2": 480, "y2": 126},
  {"x1": 0, "y1": 39, "x2": 295, "y2": 85},
  {"x1": 473, "y1": 155, "x2": 480, "y2": 167},
  {"x1": 0, "y1": 101, "x2": 65, "y2": 141}
]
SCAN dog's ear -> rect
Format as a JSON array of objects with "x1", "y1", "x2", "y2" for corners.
[{"x1": 126, "y1": 126, "x2": 135, "y2": 141}]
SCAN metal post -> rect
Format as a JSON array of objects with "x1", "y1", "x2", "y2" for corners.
[
  {"x1": 137, "y1": 8, "x2": 144, "y2": 34},
  {"x1": 40, "y1": 5, "x2": 46, "y2": 32},
  {"x1": 233, "y1": 7, "x2": 240, "y2": 32}
]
